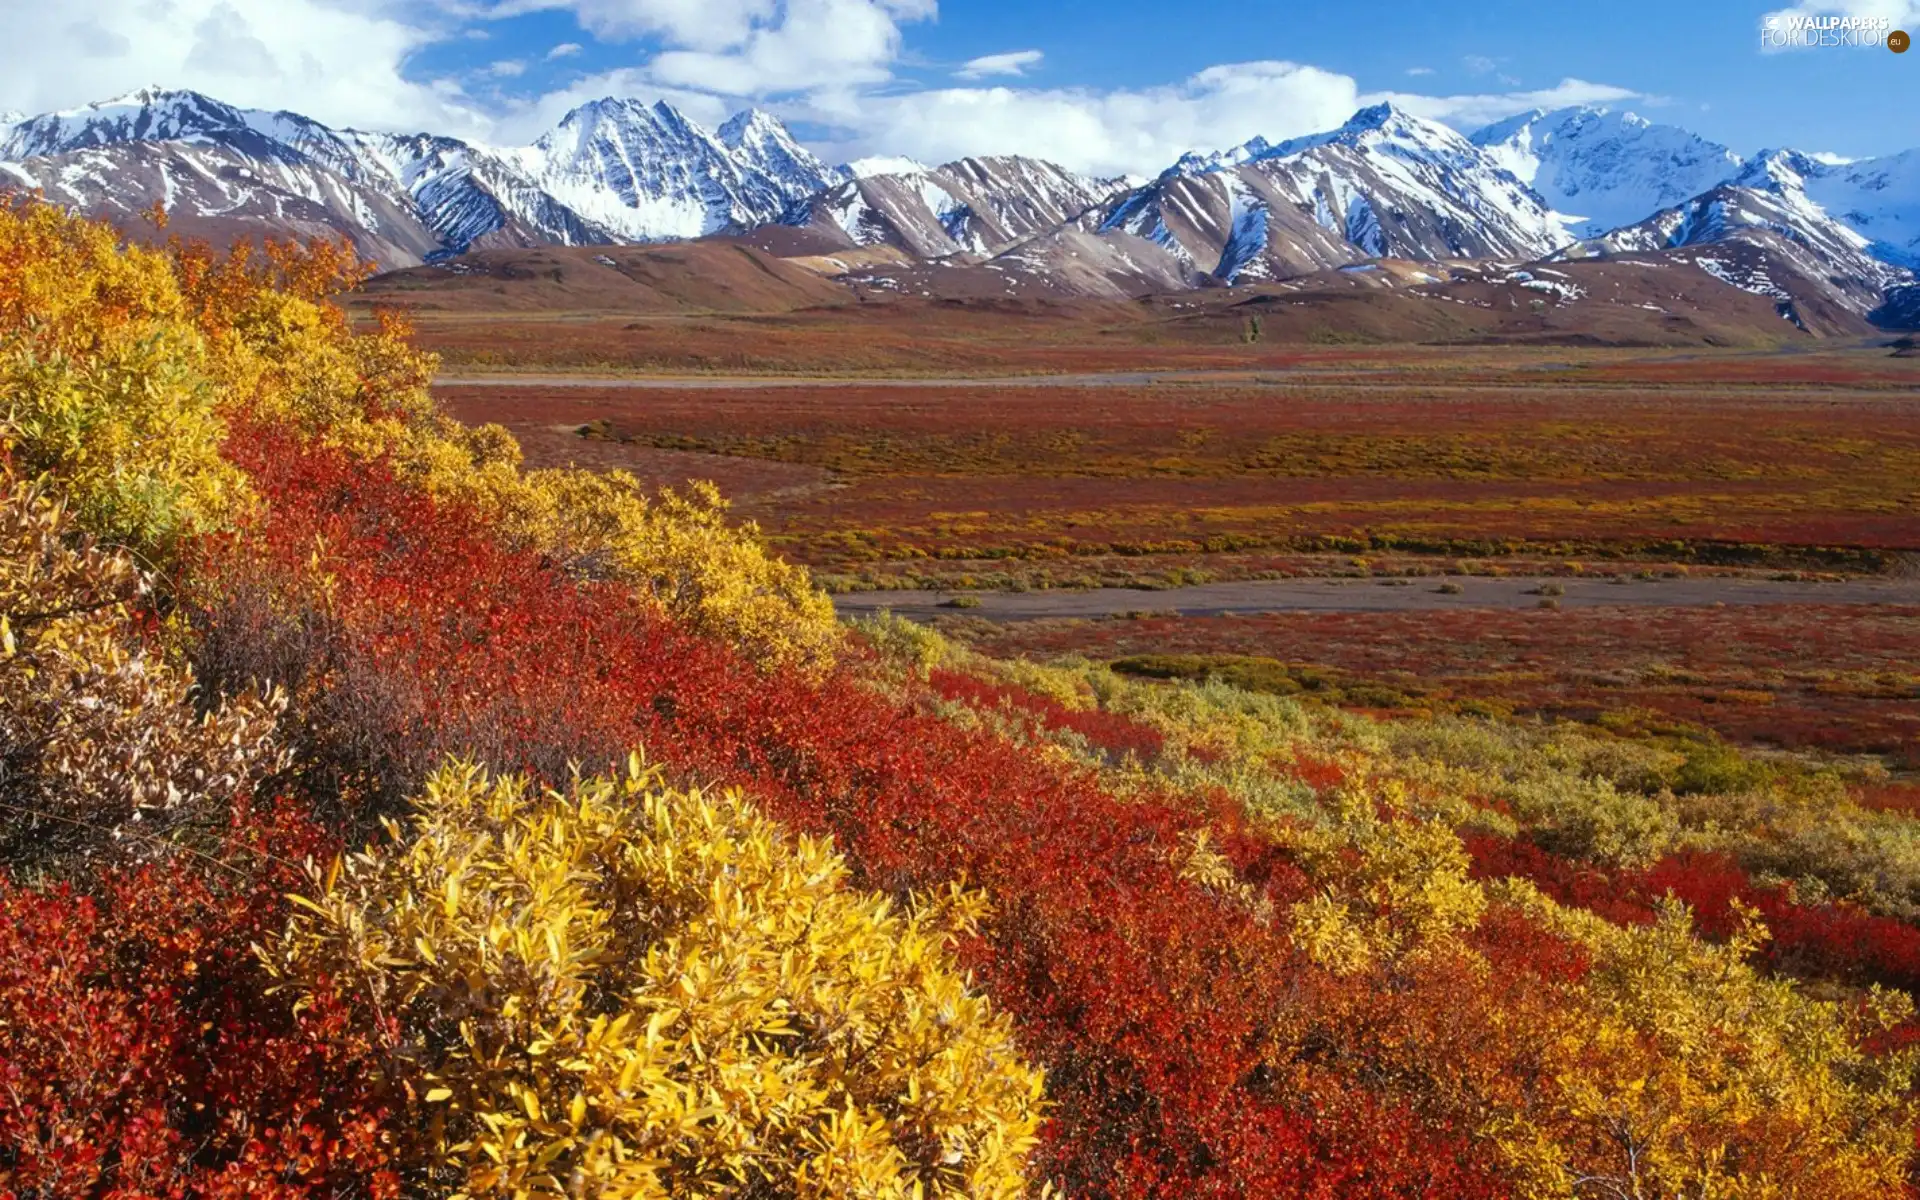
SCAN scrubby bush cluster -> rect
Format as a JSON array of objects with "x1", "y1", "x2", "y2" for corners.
[
  {"x1": 0, "y1": 201, "x2": 1031, "y2": 1197},
  {"x1": 275, "y1": 758, "x2": 1043, "y2": 1198},
  {"x1": 4, "y1": 197, "x2": 1919, "y2": 1199},
  {"x1": 0, "y1": 472, "x2": 285, "y2": 871}
]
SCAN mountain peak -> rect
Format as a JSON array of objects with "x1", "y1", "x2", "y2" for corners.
[
  {"x1": 1469, "y1": 107, "x2": 1551, "y2": 145},
  {"x1": 101, "y1": 84, "x2": 196, "y2": 107},
  {"x1": 0, "y1": 86, "x2": 258, "y2": 160},
  {"x1": 1736, "y1": 148, "x2": 1815, "y2": 191},
  {"x1": 718, "y1": 107, "x2": 842, "y2": 196},
  {"x1": 1343, "y1": 101, "x2": 1412, "y2": 130},
  {"x1": 719, "y1": 108, "x2": 786, "y2": 146},
  {"x1": 553, "y1": 96, "x2": 654, "y2": 130},
  {"x1": 1259, "y1": 101, "x2": 1468, "y2": 163},
  {"x1": 1469, "y1": 105, "x2": 1745, "y2": 237},
  {"x1": 649, "y1": 99, "x2": 700, "y2": 129}
]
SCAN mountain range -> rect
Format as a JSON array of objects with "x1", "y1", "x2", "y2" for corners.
[{"x1": 2, "y1": 87, "x2": 1915, "y2": 331}]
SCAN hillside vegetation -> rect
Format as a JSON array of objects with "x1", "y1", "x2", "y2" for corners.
[{"x1": 2, "y1": 201, "x2": 1917, "y2": 1198}]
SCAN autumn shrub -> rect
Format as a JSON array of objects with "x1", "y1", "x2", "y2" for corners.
[
  {"x1": 0, "y1": 201, "x2": 250, "y2": 549},
  {"x1": 274, "y1": 756, "x2": 1044, "y2": 1199},
  {"x1": 892, "y1": 629, "x2": 1920, "y2": 1194},
  {"x1": 1672, "y1": 737, "x2": 1773, "y2": 795},
  {"x1": 0, "y1": 801, "x2": 399, "y2": 1197},
  {"x1": 194, "y1": 432, "x2": 1507, "y2": 1196},
  {"x1": 0, "y1": 466, "x2": 285, "y2": 872},
  {"x1": 1494, "y1": 884, "x2": 1919, "y2": 1200},
  {"x1": 0, "y1": 199, "x2": 837, "y2": 669},
  {"x1": 927, "y1": 667, "x2": 1165, "y2": 764},
  {"x1": 187, "y1": 427, "x2": 671, "y2": 817}
]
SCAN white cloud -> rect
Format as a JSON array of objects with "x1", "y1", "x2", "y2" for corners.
[
  {"x1": 547, "y1": 42, "x2": 585, "y2": 59},
  {"x1": 0, "y1": 0, "x2": 486, "y2": 135},
  {"x1": 1375, "y1": 77, "x2": 1645, "y2": 130},
  {"x1": 955, "y1": 49, "x2": 1043, "y2": 80},
  {"x1": 487, "y1": 59, "x2": 529, "y2": 77},
  {"x1": 809, "y1": 61, "x2": 1362, "y2": 178},
  {"x1": 787, "y1": 66, "x2": 1651, "y2": 177},
  {"x1": 1462, "y1": 54, "x2": 1500, "y2": 75},
  {"x1": 1405, "y1": 66, "x2": 1436, "y2": 76},
  {"x1": 1809, "y1": 149, "x2": 1857, "y2": 163},
  {"x1": 645, "y1": 0, "x2": 935, "y2": 94},
  {"x1": 492, "y1": 0, "x2": 777, "y2": 49},
  {"x1": 1759, "y1": 0, "x2": 1920, "y2": 52},
  {"x1": 489, "y1": 0, "x2": 935, "y2": 92}
]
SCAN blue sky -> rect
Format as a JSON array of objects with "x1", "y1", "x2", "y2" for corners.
[{"x1": 3, "y1": 0, "x2": 1916, "y2": 173}]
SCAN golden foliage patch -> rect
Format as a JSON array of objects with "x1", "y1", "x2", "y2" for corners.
[{"x1": 275, "y1": 756, "x2": 1045, "y2": 1198}]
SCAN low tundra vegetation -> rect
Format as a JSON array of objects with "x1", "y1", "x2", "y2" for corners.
[{"x1": 3, "y1": 199, "x2": 1919, "y2": 1198}]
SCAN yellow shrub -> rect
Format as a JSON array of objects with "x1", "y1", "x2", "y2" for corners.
[
  {"x1": 1490, "y1": 880, "x2": 1919, "y2": 1200},
  {"x1": 276, "y1": 756, "x2": 1045, "y2": 1198},
  {"x1": 0, "y1": 202, "x2": 250, "y2": 548},
  {"x1": 1280, "y1": 780, "x2": 1486, "y2": 972}
]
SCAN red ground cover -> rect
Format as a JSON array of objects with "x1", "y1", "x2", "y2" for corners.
[
  {"x1": 437, "y1": 379, "x2": 1920, "y2": 571},
  {"x1": 193, "y1": 426, "x2": 1531, "y2": 1197},
  {"x1": 963, "y1": 605, "x2": 1920, "y2": 760},
  {"x1": 0, "y1": 804, "x2": 398, "y2": 1196},
  {"x1": 1467, "y1": 834, "x2": 1920, "y2": 995}
]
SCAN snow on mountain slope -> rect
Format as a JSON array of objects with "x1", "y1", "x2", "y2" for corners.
[
  {"x1": 1078, "y1": 103, "x2": 1571, "y2": 291},
  {"x1": 1758, "y1": 148, "x2": 1920, "y2": 270},
  {"x1": 720, "y1": 109, "x2": 843, "y2": 201},
  {"x1": 843, "y1": 156, "x2": 930, "y2": 180},
  {"x1": 1556, "y1": 160, "x2": 1910, "y2": 317},
  {"x1": 783, "y1": 155, "x2": 1123, "y2": 259},
  {"x1": 525, "y1": 98, "x2": 807, "y2": 242},
  {"x1": 1092, "y1": 164, "x2": 1358, "y2": 285},
  {"x1": 1470, "y1": 107, "x2": 1744, "y2": 237},
  {"x1": 338, "y1": 131, "x2": 629, "y2": 255},
  {"x1": 0, "y1": 138, "x2": 446, "y2": 267},
  {"x1": 0, "y1": 87, "x2": 843, "y2": 267}
]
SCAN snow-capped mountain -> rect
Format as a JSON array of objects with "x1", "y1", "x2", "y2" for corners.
[
  {"x1": 0, "y1": 87, "x2": 844, "y2": 267},
  {"x1": 1760, "y1": 148, "x2": 1920, "y2": 270},
  {"x1": 4, "y1": 86, "x2": 1917, "y2": 324},
  {"x1": 844, "y1": 156, "x2": 931, "y2": 180},
  {"x1": 785, "y1": 155, "x2": 1123, "y2": 259},
  {"x1": 1077, "y1": 103, "x2": 1570, "y2": 288},
  {"x1": 520, "y1": 98, "x2": 836, "y2": 243},
  {"x1": 720, "y1": 109, "x2": 842, "y2": 201},
  {"x1": 0, "y1": 136, "x2": 453, "y2": 267},
  {"x1": 1469, "y1": 107, "x2": 1745, "y2": 238},
  {"x1": 1558, "y1": 147, "x2": 1913, "y2": 317}
]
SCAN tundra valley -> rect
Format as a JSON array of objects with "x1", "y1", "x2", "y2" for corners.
[{"x1": 3, "y1": 28, "x2": 1920, "y2": 1198}]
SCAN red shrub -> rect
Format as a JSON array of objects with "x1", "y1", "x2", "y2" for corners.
[
  {"x1": 0, "y1": 802, "x2": 399, "y2": 1198},
  {"x1": 928, "y1": 667, "x2": 1166, "y2": 762},
  {"x1": 1464, "y1": 831, "x2": 1660, "y2": 927},
  {"x1": 1857, "y1": 781, "x2": 1920, "y2": 818},
  {"x1": 1279, "y1": 753, "x2": 1349, "y2": 795},
  {"x1": 1471, "y1": 835, "x2": 1920, "y2": 995}
]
